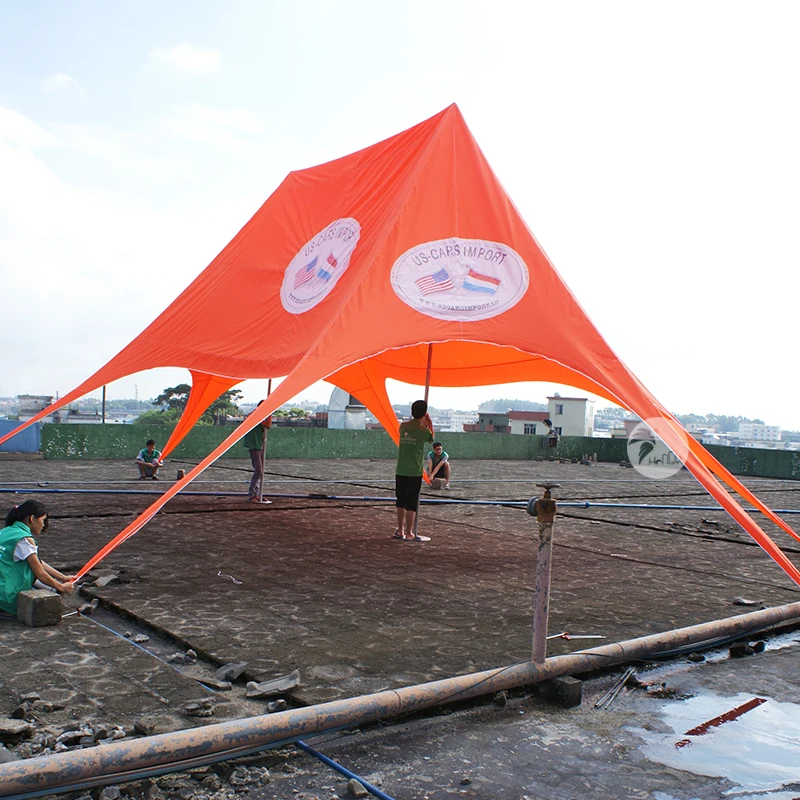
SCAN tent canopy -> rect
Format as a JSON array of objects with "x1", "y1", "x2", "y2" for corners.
[{"x1": 3, "y1": 104, "x2": 799, "y2": 584}]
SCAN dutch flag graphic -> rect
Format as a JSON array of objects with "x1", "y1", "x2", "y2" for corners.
[{"x1": 462, "y1": 269, "x2": 501, "y2": 295}]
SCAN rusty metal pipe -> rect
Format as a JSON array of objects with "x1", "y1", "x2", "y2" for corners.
[{"x1": 2, "y1": 601, "x2": 800, "y2": 799}]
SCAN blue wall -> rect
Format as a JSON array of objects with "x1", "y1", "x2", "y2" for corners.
[{"x1": 0, "y1": 420, "x2": 41, "y2": 453}]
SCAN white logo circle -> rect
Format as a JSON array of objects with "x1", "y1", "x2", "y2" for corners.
[
  {"x1": 281, "y1": 218, "x2": 361, "y2": 314},
  {"x1": 390, "y1": 237, "x2": 529, "y2": 321},
  {"x1": 626, "y1": 418, "x2": 690, "y2": 480}
]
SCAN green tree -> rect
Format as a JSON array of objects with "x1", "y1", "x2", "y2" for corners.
[
  {"x1": 478, "y1": 398, "x2": 547, "y2": 412},
  {"x1": 138, "y1": 387, "x2": 243, "y2": 426},
  {"x1": 205, "y1": 390, "x2": 244, "y2": 426},
  {"x1": 153, "y1": 384, "x2": 192, "y2": 411},
  {"x1": 135, "y1": 409, "x2": 183, "y2": 426},
  {"x1": 273, "y1": 406, "x2": 310, "y2": 419}
]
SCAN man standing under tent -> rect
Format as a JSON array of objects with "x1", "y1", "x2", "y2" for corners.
[
  {"x1": 243, "y1": 401, "x2": 270, "y2": 503},
  {"x1": 426, "y1": 441, "x2": 451, "y2": 489},
  {"x1": 394, "y1": 400, "x2": 435, "y2": 541}
]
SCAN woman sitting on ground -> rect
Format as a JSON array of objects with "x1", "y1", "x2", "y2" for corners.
[{"x1": 0, "y1": 500, "x2": 75, "y2": 614}]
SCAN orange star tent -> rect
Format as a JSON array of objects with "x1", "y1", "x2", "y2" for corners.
[{"x1": 3, "y1": 104, "x2": 799, "y2": 583}]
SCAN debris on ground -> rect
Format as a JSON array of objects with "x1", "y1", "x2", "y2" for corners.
[
  {"x1": 246, "y1": 669, "x2": 301, "y2": 699},
  {"x1": 347, "y1": 777, "x2": 369, "y2": 797},
  {"x1": 215, "y1": 662, "x2": 247, "y2": 681}
]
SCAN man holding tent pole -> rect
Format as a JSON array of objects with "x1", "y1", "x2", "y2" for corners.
[
  {"x1": 243, "y1": 401, "x2": 271, "y2": 504},
  {"x1": 394, "y1": 400, "x2": 434, "y2": 541}
]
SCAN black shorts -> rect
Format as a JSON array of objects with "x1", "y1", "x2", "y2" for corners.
[{"x1": 395, "y1": 475, "x2": 423, "y2": 511}]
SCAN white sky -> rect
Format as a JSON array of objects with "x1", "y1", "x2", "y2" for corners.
[{"x1": 1, "y1": 1, "x2": 798, "y2": 426}]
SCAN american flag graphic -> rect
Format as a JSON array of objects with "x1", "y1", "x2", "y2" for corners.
[
  {"x1": 293, "y1": 256, "x2": 318, "y2": 289},
  {"x1": 415, "y1": 268, "x2": 454, "y2": 296}
]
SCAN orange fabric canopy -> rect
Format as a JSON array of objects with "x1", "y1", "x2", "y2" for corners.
[{"x1": 3, "y1": 105, "x2": 798, "y2": 583}]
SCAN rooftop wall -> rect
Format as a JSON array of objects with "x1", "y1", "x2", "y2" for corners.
[{"x1": 32, "y1": 424, "x2": 800, "y2": 481}]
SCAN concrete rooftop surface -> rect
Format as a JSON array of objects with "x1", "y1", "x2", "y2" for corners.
[{"x1": 0, "y1": 456, "x2": 799, "y2": 800}]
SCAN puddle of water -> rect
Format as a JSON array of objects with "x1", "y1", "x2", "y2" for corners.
[{"x1": 637, "y1": 692, "x2": 800, "y2": 797}]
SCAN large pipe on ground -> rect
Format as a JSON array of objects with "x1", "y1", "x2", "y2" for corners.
[{"x1": 2, "y1": 601, "x2": 800, "y2": 799}]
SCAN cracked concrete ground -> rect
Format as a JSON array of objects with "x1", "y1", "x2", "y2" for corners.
[{"x1": 0, "y1": 456, "x2": 799, "y2": 799}]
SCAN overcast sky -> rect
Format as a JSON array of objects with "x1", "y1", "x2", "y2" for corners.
[{"x1": 1, "y1": 1, "x2": 798, "y2": 426}]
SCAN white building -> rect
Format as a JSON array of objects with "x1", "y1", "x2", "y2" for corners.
[
  {"x1": 431, "y1": 410, "x2": 478, "y2": 432},
  {"x1": 18, "y1": 395, "x2": 57, "y2": 423},
  {"x1": 508, "y1": 411, "x2": 550, "y2": 435},
  {"x1": 327, "y1": 387, "x2": 366, "y2": 430},
  {"x1": 738, "y1": 423, "x2": 781, "y2": 442},
  {"x1": 686, "y1": 424, "x2": 718, "y2": 435},
  {"x1": 547, "y1": 396, "x2": 595, "y2": 437}
]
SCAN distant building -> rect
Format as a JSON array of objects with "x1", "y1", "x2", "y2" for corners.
[
  {"x1": 17, "y1": 395, "x2": 143, "y2": 424},
  {"x1": 738, "y1": 423, "x2": 781, "y2": 442},
  {"x1": 508, "y1": 411, "x2": 550, "y2": 435},
  {"x1": 547, "y1": 396, "x2": 594, "y2": 437},
  {"x1": 18, "y1": 395, "x2": 57, "y2": 423},
  {"x1": 327, "y1": 388, "x2": 366, "y2": 430},
  {"x1": 685, "y1": 423, "x2": 718, "y2": 434},
  {"x1": 463, "y1": 411, "x2": 509, "y2": 433},
  {"x1": 431, "y1": 410, "x2": 479, "y2": 432},
  {"x1": 700, "y1": 432, "x2": 734, "y2": 446},
  {"x1": 700, "y1": 428, "x2": 786, "y2": 450}
]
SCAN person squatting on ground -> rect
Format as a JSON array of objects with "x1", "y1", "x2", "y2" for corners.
[
  {"x1": 135, "y1": 439, "x2": 163, "y2": 480},
  {"x1": 426, "y1": 441, "x2": 451, "y2": 488},
  {"x1": 395, "y1": 399, "x2": 435, "y2": 541},
  {"x1": 243, "y1": 402, "x2": 272, "y2": 503},
  {"x1": 0, "y1": 500, "x2": 75, "y2": 614}
]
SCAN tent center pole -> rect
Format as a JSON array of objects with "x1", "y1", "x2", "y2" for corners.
[
  {"x1": 413, "y1": 344, "x2": 434, "y2": 538},
  {"x1": 258, "y1": 379, "x2": 272, "y2": 504}
]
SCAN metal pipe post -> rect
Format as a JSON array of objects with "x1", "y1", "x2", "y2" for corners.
[
  {"x1": 531, "y1": 520, "x2": 554, "y2": 663},
  {"x1": 527, "y1": 484, "x2": 560, "y2": 663}
]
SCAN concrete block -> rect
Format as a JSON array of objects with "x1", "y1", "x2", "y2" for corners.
[
  {"x1": 539, "y1": 675, "x2": 582, "y2": 708},
  {"x1": 16, "y1": 590, "x2": 62, "y2": 627}
]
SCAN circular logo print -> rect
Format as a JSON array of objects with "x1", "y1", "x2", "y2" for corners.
[
  {"x1": 281, "y1": 218, "x2": 361, "y2": 314},
  {"x1": 626, "y1": 418, "x2": 690, "y2": 480},
  {"x1": 390, "y1": 237, "x2": 529, "y2": 321}
]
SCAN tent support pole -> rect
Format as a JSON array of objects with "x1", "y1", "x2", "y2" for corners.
[
  {"x1": 258, "y1": 379, "x2": 272, "y2": 504},
  {"x1": 423, "y1": 343, "x2": 432, "y2": 403},
  {"x1": 413, "y1": 344, "x2": 434, "y2": 538}
]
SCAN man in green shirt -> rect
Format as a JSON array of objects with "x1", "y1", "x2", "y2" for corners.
[
  {"x1": 243, "y1": 401, "x2": 271, "y2": 503},
  {"x1": 426, "y1": 442, "x2": 451, "y2": 488},
  {"x1": 135, "y1": 440, "x2": 163, "y2": 480},
  {"x1": 395, "y1": 399, "x2": 434, "y2": 541}
]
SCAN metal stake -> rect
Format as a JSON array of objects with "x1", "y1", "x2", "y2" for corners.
[{"x1": 527, "y1": 483, "x2": 559, "y2": 664}]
